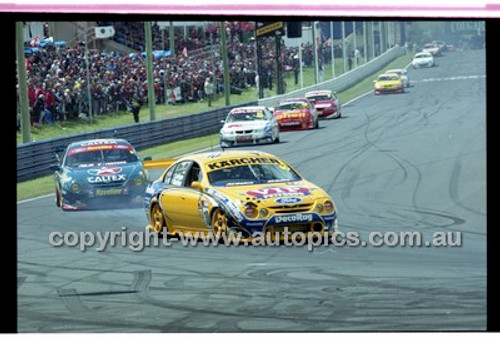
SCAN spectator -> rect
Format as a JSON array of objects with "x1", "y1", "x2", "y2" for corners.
[
  {"x1": 130, "y1": 98, "x2": 141, "y2": 123},
  {"x1": 41, "y1": 105, "x2": 55, "y2": 125},
  {"x1": 33, "y1": 94, "x2": 45, "y2": 125},
  {"x1": 204, "y1": 76, "x2": 215, "y2": 107}
]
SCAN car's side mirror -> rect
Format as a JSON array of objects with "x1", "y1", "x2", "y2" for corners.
[
  {"x1": 190, "y1": 181, "x2": 203, "y2": 191},
  {"x1": 220, "y1": 120, "x2": 225, "y2": 124},
  {"x1": 143, "y1": 156, "x2": 152, "y2": 161}
]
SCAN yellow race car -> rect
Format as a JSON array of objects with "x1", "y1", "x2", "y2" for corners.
[
  {"x1": 143, "y1": 150, "x2": 338, "y2": 241},
  {"x1": 373, "y1": 73, "x2": 405, "y2": 94}
]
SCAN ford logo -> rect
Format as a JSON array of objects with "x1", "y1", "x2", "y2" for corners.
[{"x1": 275, "y1": 197, "x2": 302, "y2": 204}]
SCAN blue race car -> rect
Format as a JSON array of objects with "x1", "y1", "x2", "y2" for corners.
[{"x1": 52, "y1": 138, "x2": 148, "y2": 210}]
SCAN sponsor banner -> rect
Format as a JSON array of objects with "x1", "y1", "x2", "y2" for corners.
[
  {"x1": 68, "y1": 143, "x2": 133, "y2": 156},
  {"x1": 267, "y1": 213, "x2": 321, "y2": 225},
  {"x1": 275, "y1": 197, "x2": 303, "y2": 205},
  {"x1": 247, "y1": 186, "x2": 310, "y2": 199},
  {"x1": 87, "y1": 174, "x2": 126, "y2": 183},
  {"x1": 87, "y1": 166, "x2": 123, "y2": 176},
  {"x1": 206, "y1": 156, "x2": 282, "y2": 171}
]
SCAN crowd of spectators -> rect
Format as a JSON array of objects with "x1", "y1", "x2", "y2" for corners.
[{"x1": 22, "y1": 22, "x2": 347, "y2": 126}]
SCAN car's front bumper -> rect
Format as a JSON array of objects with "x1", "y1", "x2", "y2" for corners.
[
  {"x1": 61, "y1": 185, "x2": 146, "y2": 210},
  {"x1": 220, "y1": 131, "x2": 274, "y2": 148},
  {"x1": 278, "y1": 118, "x2": 313, "y2": 130},
  {"x1": 315, "y1": 106, "x2": 338, "y2": 118},
  {"x1": 413, "y1": 61, "x2": 433, "y2": 68},
  {"x1": 374, "y1": 86, "x2": 404, "y2": 94}
]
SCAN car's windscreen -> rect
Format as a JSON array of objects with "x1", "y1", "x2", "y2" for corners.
[
  {"x1": 306, "y1": 95, "x2": 330, "y2": 102},
  {"x1": 415, "y1": 53, "x2": 431, "y2": 58},
  {"x1": 275, "y1": 102, "x2": 308, "y2": 111},
  {"x1": 65, "y1": 149, "x2": 139, "y2": 168},
  {"x1": 226, "y1": 111, "x2": 267, "y2": 122},
  {"x1": 378, "y1": 75, "x2": 399, "y2": 81},
  {"x1": 208, "y1": 163, "x2": 301, "y2": 186}
]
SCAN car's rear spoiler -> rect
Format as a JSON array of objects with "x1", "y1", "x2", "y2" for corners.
[{"x1": 143, "y1": 158, "x2": 177, "y2": 170}]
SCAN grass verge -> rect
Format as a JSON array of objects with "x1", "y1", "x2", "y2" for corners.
[{"x1": 17, "y1": 54, "x2": 411, "y2": 202}]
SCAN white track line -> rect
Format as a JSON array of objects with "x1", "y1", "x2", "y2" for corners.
[{"x1": 17, "y1": 193, "x2": 54, "y2": 204}]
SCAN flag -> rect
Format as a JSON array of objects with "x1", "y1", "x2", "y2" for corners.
[
  {"x1": 94, "y1": 26, "x2": 115, "y2": 39},
  {"x1": 182, "y1": 46, "x2": 188, "y2": 58}
]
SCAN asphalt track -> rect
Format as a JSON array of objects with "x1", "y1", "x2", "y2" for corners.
[{"x1": 17, "y1": 49, "x2": 486, "y2": 332}]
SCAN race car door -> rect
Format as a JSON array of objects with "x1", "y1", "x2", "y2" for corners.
[{"x1": 161, "y1": 160, "x2": 206, "y2": 232}]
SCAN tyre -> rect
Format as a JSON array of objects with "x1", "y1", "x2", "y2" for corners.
[
  {"x1": 55, "y1": 188, "x2": 61, "y2": 208},
  {"x1": 211, "y1": 208, "x2": 228, "y2": 241},
  {"x1": 150, "y1": 202, "x2": 166, "y2": 234}
]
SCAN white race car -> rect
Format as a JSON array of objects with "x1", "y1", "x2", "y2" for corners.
[
  {"x1": 422, "y1": 43, "x2": 442, "y2": 57},
  {"x1": 412, "y1": 52, "x2": 435, "y2": 69},
  {"x1": 385, "y1": 68, "x2": 410, "y2": 88},
  {"x1": 220, "y1": 106, "x2": 280, "y2": 148}
]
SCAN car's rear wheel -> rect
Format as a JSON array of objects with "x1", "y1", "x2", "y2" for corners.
[
  {"x1": 211, "y1": 208, "x2": 228, "y2": 240},
  {"x1": 151, "y1": 203, "x2": 166, "y2": 234}
]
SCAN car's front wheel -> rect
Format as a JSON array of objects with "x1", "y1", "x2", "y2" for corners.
[
  {"x1": 150, "y1": 203, "x2": 166, "y2": 234},
  {"x1": 211, "y1": 208, "x2": 228, "y2": 241},
  {"x1": 273, "y1": 131, "x2": 280, "y2": 143},
  {"x1": 55, "y1": 187, "x2": 61, "y2": 208}
]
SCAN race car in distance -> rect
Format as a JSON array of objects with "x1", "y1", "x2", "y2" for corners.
[
  {"x1": 219, "y1": 106, "x2": 280, "y2": 148},
  {"x1": 373, "y1": 73, "x2": 405, "y2": 94},
  {"x1": 385, "y1": 68, "x2": 410, "y2": 88},
  {"x1": 422, "y1": 43, "x2": 442, "y2": 56},
  {"x1": 412, "y1": 52, "x2": 435, "y2": 69},
  {"x1": 304, "y1": 90, "x2": 342, "y2": 119},
  {"x1": 431, "y1": 40, "x2": 447, "y2": 52},
  {"x1": 273, "y1": 98, "x2": 319, "y2": 130},
  {"x1": 52, "y1": 138, "x2": 148, "y2": 210},
  {"x1": 143, "y1": 150, "x2": 338, "y2": 241}
]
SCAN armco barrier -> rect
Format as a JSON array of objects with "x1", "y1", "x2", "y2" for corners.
[
  {"x1": 16, "y1": 102, "x2": 256, "y2": 182},
  {"x1": 258, "y1": 46, "x2": 406, "y2": 108}
]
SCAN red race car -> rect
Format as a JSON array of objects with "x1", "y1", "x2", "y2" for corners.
[
  {"x1": 273, "y1": 98, "x2": 319, "y2": 131},
  {"x1": 305, "y1": 90, "x2": 342, "y2": 119}
]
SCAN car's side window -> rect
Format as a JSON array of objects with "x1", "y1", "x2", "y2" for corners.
[
  {"x1": 171, "y1": 161, "x2": 191, "y2": 187},
  {"x1": 162, "y1": 164, "x2": 177, "y2": 185},
  {"x1": 185, "y1": 162, "x2": 202, "y2": 187}
]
